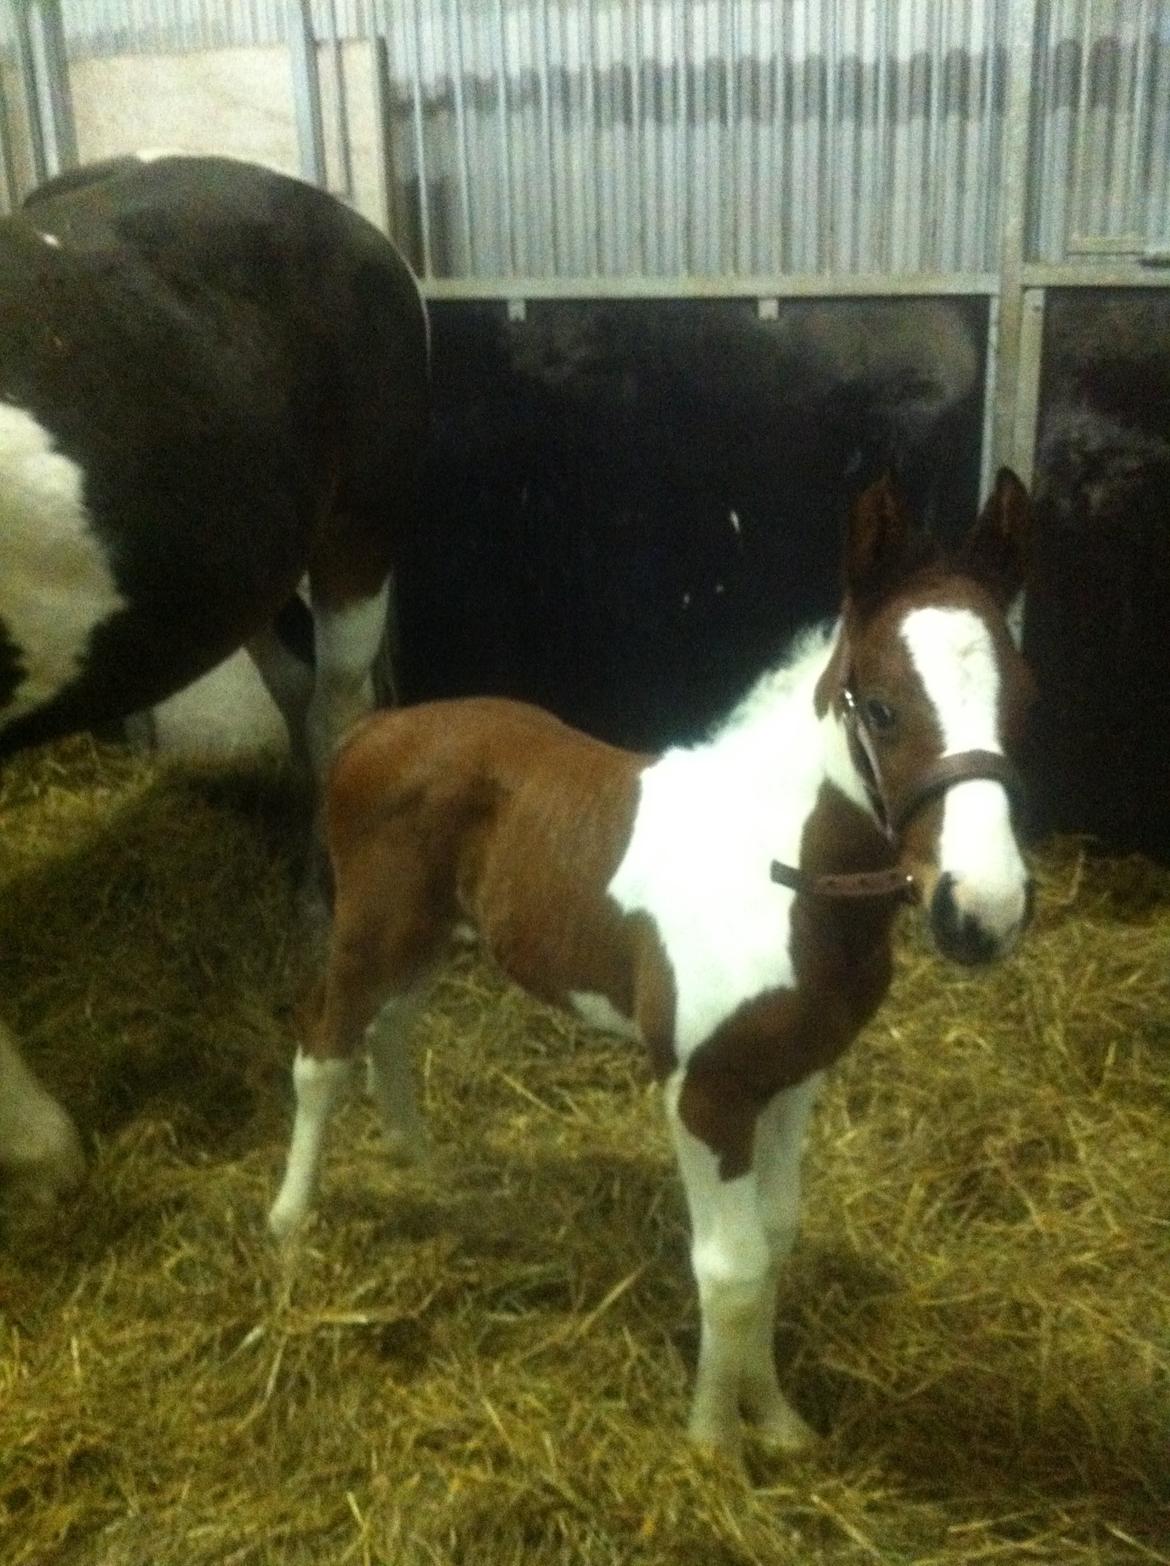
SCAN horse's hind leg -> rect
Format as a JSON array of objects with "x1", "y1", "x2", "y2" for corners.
[
  {"x1": 246, "y1": 596, "x2": 315, "y2": 781},
  {"x1": 303, "y1": 565, "x2": 391, "y2": 781}
]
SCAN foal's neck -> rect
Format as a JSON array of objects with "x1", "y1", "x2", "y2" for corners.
[{"x1": 696, "y1": 626, "x2": 891, "y2": 874}]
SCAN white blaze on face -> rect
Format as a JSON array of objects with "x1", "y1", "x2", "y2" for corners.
[
  {"x1": 0, "y1": 401, "x2": 127, "y2": 729},
  {"x1": 900, "y1": 606, "x2": 1028, "y2": 937}
]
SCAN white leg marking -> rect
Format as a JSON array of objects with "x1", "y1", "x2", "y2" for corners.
[
  {"x1": 665, "y1": 1074, "x2": 771, "y2": 1456},
  {"x1": 268, "y1": 1051, "x2": 353, "y2": 1240},
  {"x1": 245, "y1": 622, "x2": 314, "y2": 778},
  {"x1": 740, "y1": 1074, "x2": 823, "y2": 1448},
  {"x1": 305, "y1": 585, "x2": 390, "y2": 779},
  {"x1": 365, "y1": 986, "x2": 432, "y2": 1166},
  {"x1": 0, "y1": 1021, "x2": 85, "y2": 1207},
  {"x1": 0, "y1": 402, "x2": 127, "y2": 730}
]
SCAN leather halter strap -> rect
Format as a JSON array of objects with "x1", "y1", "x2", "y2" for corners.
[{"x1": 769, "y1": 665, "x2": 1025, "y2": 903}]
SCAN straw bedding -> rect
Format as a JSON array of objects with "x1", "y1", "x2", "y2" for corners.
[{"x1": 1, "y1": 738, "x2": 1167, "y2": 1565}]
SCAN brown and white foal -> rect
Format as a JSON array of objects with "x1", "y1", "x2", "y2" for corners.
[{"x1": 270, "y1": 472, "x2": 1036, "y2": 1456}]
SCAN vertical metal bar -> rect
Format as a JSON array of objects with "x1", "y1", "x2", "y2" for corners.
[
  {"x1": 1124, "y1": 0, "x2": 1151, "y2": 241},
  {"x1": 1147, "y1": 0, "x2": 1170, "y2": 244},
  {"x1": 874, "y1": 0, "x2": 889, "y2": 271},
  {"x1": 369, "y1": 0, "x2": 399, "y2": 241},
  {"x1": 676, "y1": 0, "x2": 689, "y2": 273},
  {"x1": 979, "y1": 291, "x2": 1001, "y2": 501},
  {"x1": 977, "y1": 0, "x2": 998, "y2": 270},
  {"x1": 992, "y1": 0, "x2": 1039, "y2": 477},
  {"x1": 822, "y1": 0, "x2": 837, "y2": 274},
  {"x1": 448, "y1": 0, "x2": 475, "y2": 275},
  {"x1": 409, "y1": 0, "x2": 433, "y2": 278},
  {"x1": 43, "y1": 0, "x2": 76, "y2": 166},
  {"x1": 493, "y1": 0, "x2": 516, "y2": 274},
  {"x1": 1011, "y1": 287, "x2": 1046, "y2": 490},
  {"x1": 13, "y1": 0, "x2": 49, "y2": 183},
  {"x1": 926, "y1": 0, "x2": 943, "y2": 270},
  {"x1": 1070, "y1": 0, "x2": 1094, "y2": 248},
  {"x1": 538, "y1": 0, "x2": 559, "y2": 274},
  {"x1": 32, "y1": 0, "x2": 77, "y2": 172},
  {"x1": 586, "y1": 0, "x2": 601, "y2": 274},
  {"x1": 289, "y1": 0, "x2": 327, "y2": 187},
  {"x1": 326, "y1": 0, "x2": 353, "y2": 198}
]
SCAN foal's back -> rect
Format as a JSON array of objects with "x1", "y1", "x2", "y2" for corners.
[{"x1": 326, "y1": 698, "x2": 646, "y2": 1005}]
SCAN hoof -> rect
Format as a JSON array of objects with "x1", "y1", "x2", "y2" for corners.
[
  {"x1": 267, "y1": 1197, "x2": 306, "y2": 1243},
  {"x1": 687, "y1": 1408, "x2": 745, "y2": 1466},
  {"x1": 750, "y1": 1397, "x2": 819, "y2": 1453}
]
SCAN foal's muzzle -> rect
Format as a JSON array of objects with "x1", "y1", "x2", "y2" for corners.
[{"x1": 929, "y1": 871, "x2": 1035, "y2": 966}]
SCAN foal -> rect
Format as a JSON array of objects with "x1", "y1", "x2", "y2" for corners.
[{"x1": 270, "y1": 472, "x2": 1035, "y2": 1455}]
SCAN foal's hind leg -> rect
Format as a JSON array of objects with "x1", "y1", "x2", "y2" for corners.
[
  {"x1": 366, "y1": 977, "x2": 434, "y2": 1167},
  {"x1": 269, "y1": 859, "x2": 444, "y2": 1239}
]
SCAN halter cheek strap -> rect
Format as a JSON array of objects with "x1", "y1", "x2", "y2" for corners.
[{"x1": 770, "y1": 665, "x2": 1025, "y2": 903}]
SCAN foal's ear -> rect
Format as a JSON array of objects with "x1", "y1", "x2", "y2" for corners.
[
  {"x1": 960, "y1": 467, "x2": 1031, "y2": 609},
  {"x1": 844, "y1": 474, "x2": 914, "y2": 608}
]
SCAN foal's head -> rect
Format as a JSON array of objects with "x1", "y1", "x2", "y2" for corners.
[{"x1": 821, "y1": 469, "x2": 1036, "y2": 964}]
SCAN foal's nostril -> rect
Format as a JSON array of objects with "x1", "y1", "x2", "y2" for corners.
[
  {"x1": 1022, "y1": 877, "x2": 1037, "y2": 931},
  {"x1": 929, "y1": 873, "x2": 999, "y2": 966}
]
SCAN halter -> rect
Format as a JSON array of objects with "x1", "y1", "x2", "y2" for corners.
[{"x1": 769, "y1": 666, "x2": 1025, "y2": 904}]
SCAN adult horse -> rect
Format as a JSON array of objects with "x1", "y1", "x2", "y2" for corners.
[{"x1": 0, "y1": 153, "x2": 430, "y2": 1206}]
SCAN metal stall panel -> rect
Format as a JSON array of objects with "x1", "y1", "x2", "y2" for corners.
[
  {"x1": 1029, "y1": 0, "x2": 1170, "y2": 263},
  {"x1": 368, "y1": 0, "x2": 1010, "y2": 282}
]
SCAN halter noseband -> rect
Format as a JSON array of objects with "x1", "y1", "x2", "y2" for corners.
[{"x1": 769, "y1": 669, "x2": 1025, "y2": 904}]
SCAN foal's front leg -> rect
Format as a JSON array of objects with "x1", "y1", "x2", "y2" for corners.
[
  {"x1": 666, "y1": 1069, "x2": 820, "y2": 1456},
  {"x1": 739, "y1": 1072, "x2": 823, "y2": 1449},
  {"x1": 666, "y1": 1072, "x2": 775, "y2": 1456}
]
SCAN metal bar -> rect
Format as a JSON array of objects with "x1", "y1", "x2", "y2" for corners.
[
  {"x1": 14, "y1": 0, "x2": 48, "y2": 184},
  {"x1": 369, "y1": 0, "x2": 399, "y2": 242},
  {"x1": 537, "y1": 0, "x2": 559, "y2": 275},
  {"x1": 421, "y1": 270, "x2": 1001, "y2": 301},
  {"x1": 448, "y1": 0, "x2": 475, "y2": 275},
  {"x1": 408, "y1": 0, "x2": 433, "y2": 278},
  {"x1": 1021, "y1": 260, "x2": 1170, "y2": 286},
  {"x1": 586, "y1": 0, "x2": 601, "y2": 275},
  {"x1": 326, "y1": 0, "x2": 353, "y2": 198},
  {"x1": 1011, "y1": 286, "x2": 1046, "y2": 490},
  {"x1": 979, "y1": 290, "x2": 1001, "y2": 499},
  {"x1": 289, "y1": 0, "x2": 327, "y2": 186},
  {"x1": 991, "y1": 0, "x2": 1038, "y2": 475},
  {"x1": 34, "y1": 0, "x2": 75, "y2": 171},
  {"x1": 493, "y1": 0, "x2": 516, "y2": 274}
]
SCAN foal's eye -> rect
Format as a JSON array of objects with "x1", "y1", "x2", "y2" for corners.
[{"x1": 864, "y1": 697, "x2": 898, "y2": 734}]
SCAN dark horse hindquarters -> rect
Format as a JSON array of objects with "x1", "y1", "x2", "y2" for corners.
[
  {"x1": 0, "y1": 153, "x2": 429, "y2": 758},
  {"x1": 0, "y1": 153, "x2": 429, "y2": 1207}
]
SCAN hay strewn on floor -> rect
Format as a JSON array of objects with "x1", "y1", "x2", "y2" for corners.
[{"x1": 1, "y1": 737, "x2": 1168, "y2": 1566}]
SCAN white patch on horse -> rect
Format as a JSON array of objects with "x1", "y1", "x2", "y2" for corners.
[
  {"x1": 0, "y1": 401, "x2": 126, "y2": 730},
  {"x1": 609, "y1": 628, "x2": 835, "y2": 1059},
  {"x1": 901, "y1": 606, "x2": 1027, "y2": 933},
  {"x1": 306, "y1": 586, "x2": 390, "y2": 775},
  {"x1": 568, "y1": 990, "x2": 640, "y2": 1041},
  {"x1": 39, "y1": 232, "x2": 61, "y2": 248}
]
